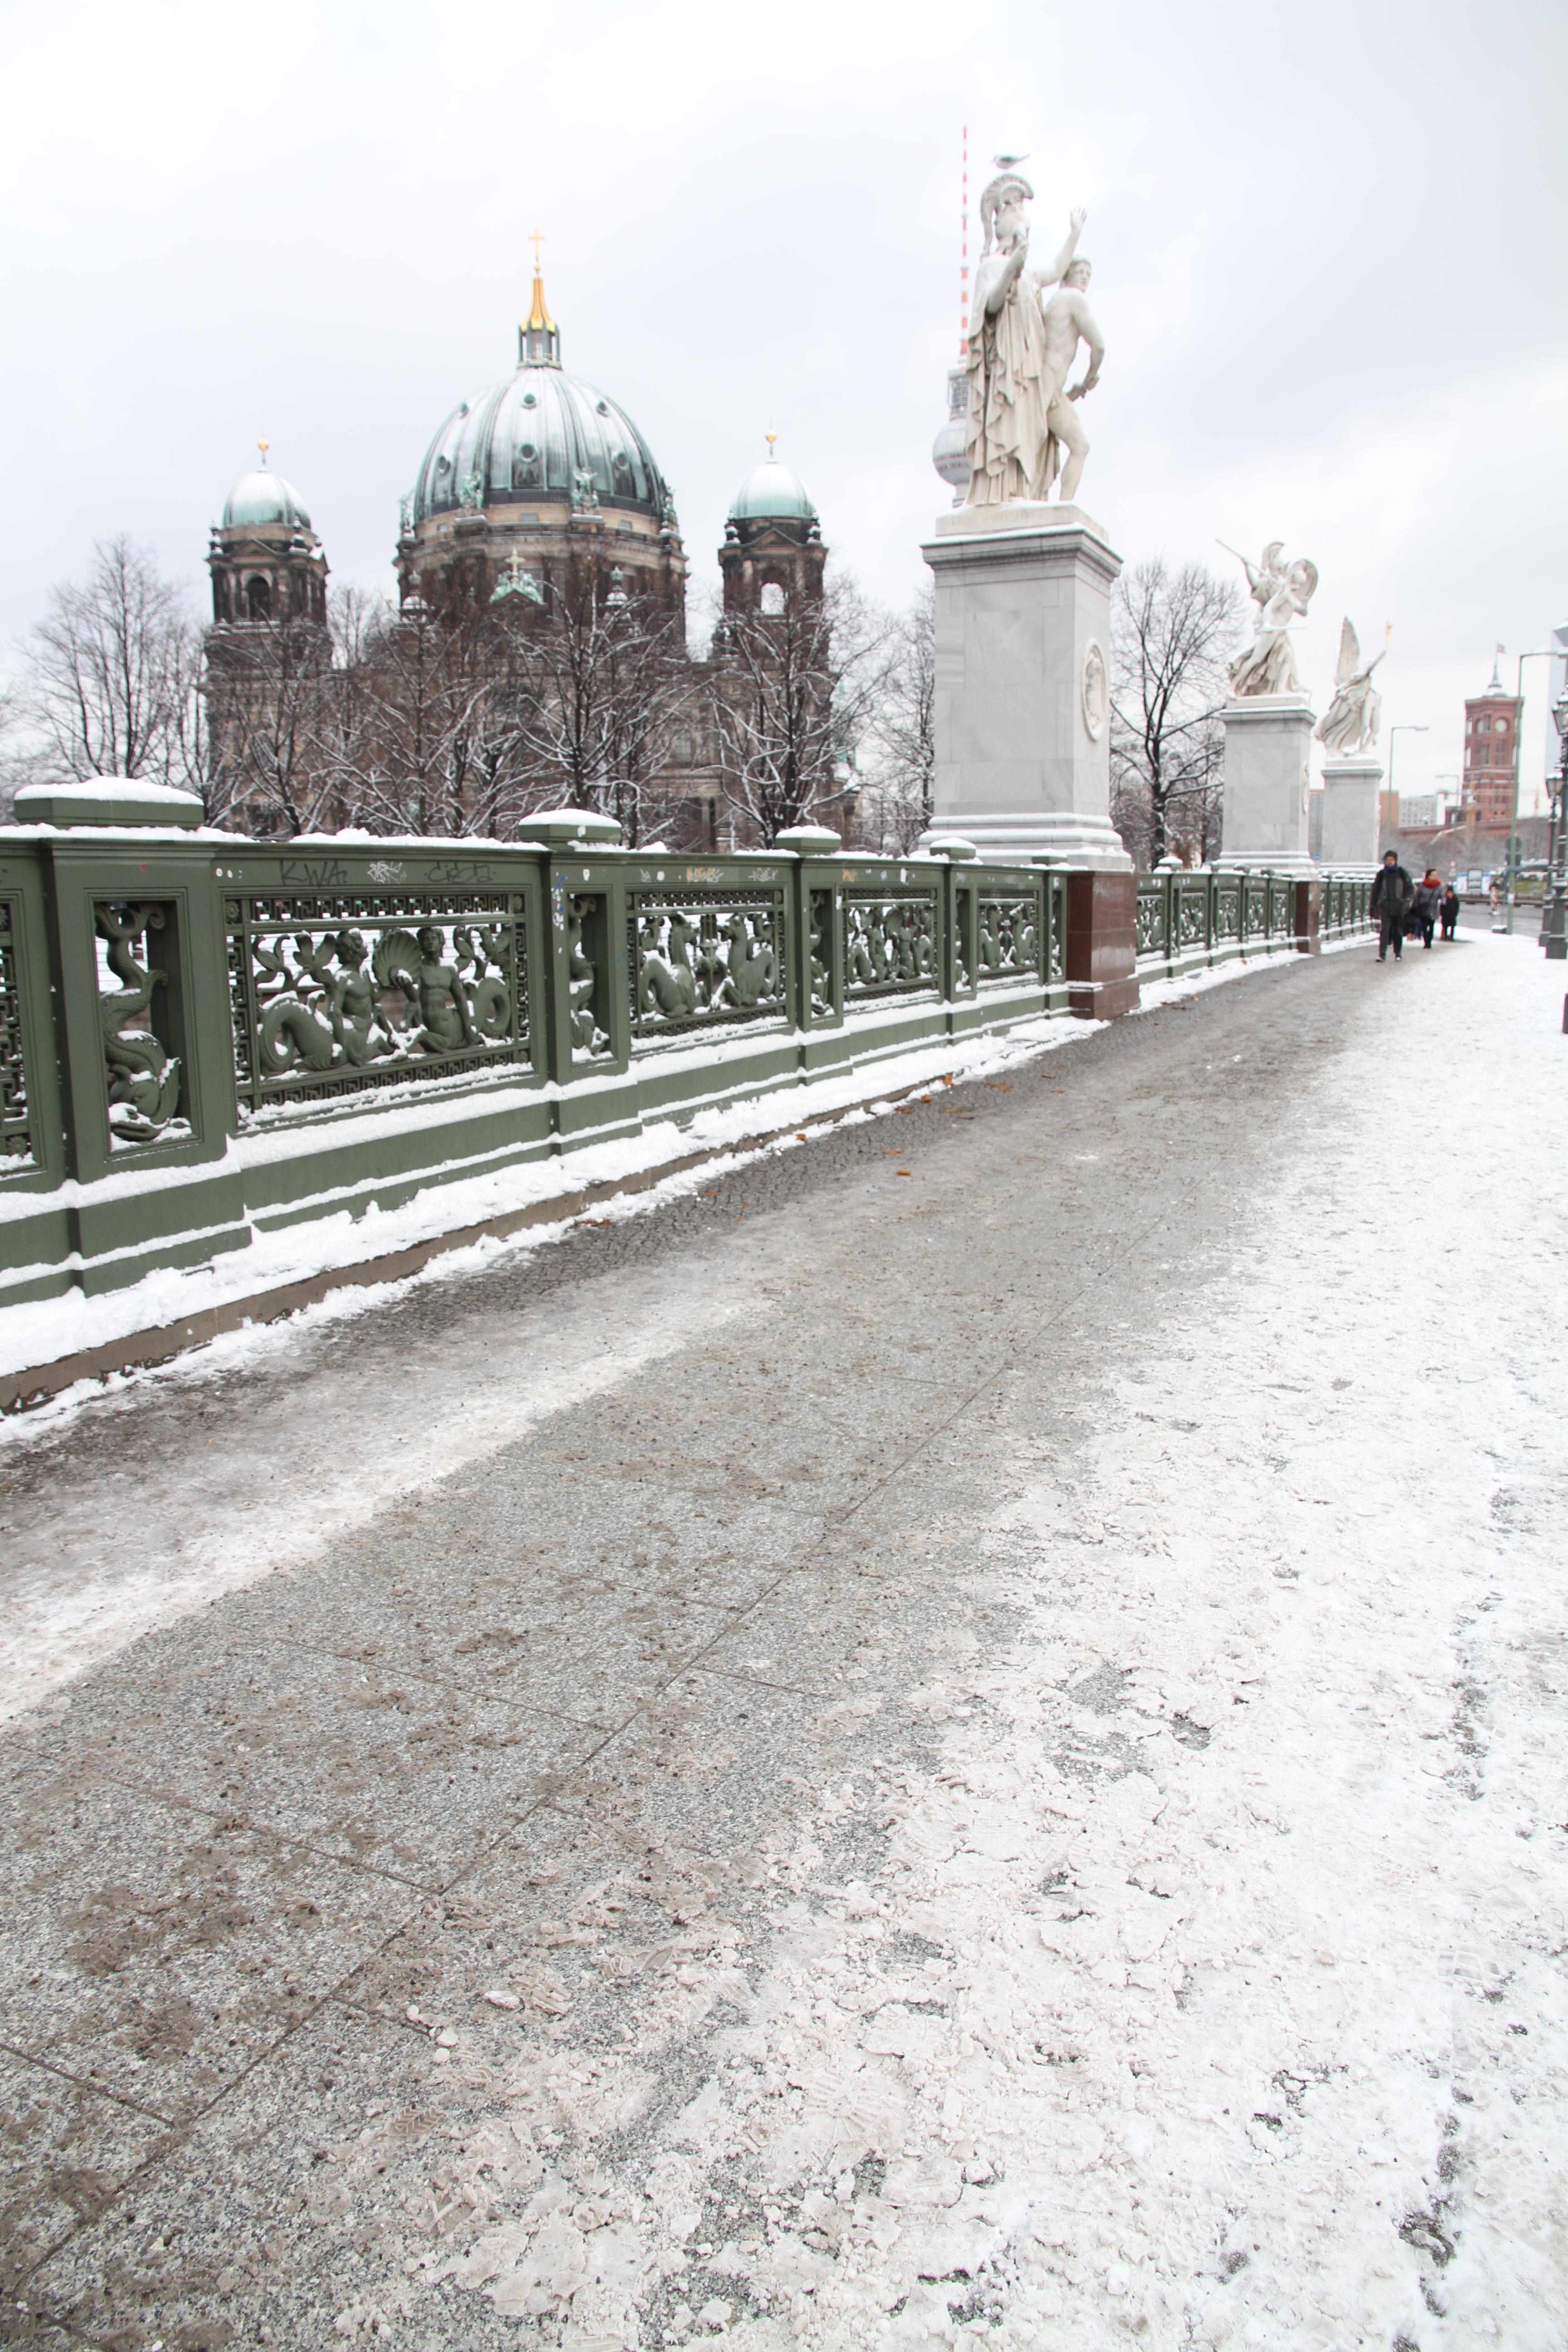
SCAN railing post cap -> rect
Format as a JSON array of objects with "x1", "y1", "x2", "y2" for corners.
[
  {"x1": 916, "y1": 831, "x2": 978, "y2": 862},
  {"x1": 11, "y1": 779, "x2": 205, "y2": 830},
  {"x1": 774, "y1": 823, "x2": 842, "y2": 855},
  {"x1": 513, "y1": 807, "x2": 623, "y2": 847}
]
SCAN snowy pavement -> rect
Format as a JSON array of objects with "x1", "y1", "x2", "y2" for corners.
[{"x1": 1, "y1": 933, "x2": 1564, "y2": 2350}]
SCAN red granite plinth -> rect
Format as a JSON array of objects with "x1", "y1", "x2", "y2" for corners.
[
  {"x1": 1066, "y1": 870, "x2": 1140, "y2": 1019},
  {"x1": 1294, "y1": 877, "x2": 1323, "y2": 955}
]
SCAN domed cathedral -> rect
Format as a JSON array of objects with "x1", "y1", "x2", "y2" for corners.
[
  {"x1": 196, "y1": 251, "x2": 847, "y2": 846},
  {"x1": 396, "y1": 257, "x2": 686, "y2": 620},
  {"x1": 719, "y1": 436, "x2": 826, "y2": 617}
]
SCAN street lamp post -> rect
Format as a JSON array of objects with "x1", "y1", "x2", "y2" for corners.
[
  {"x1": 1543, "y1": 692, "x2": 1568, "y2": 961},
  {"x1": 1386, "y1": 725, "x2": 1428, "y2": 847},
  {"x1": 1506, "y1": 650, "x2": 1554, "y2": 935}
]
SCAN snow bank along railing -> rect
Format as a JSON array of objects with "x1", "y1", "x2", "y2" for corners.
[
  {"x1": 0, "y1": 797, "x2": 1372, "y2": 1311},
  {"x1": 1133, "y1": 864, "x2": 1371, "y2": 981}
]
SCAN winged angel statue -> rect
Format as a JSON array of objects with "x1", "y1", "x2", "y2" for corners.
[
  {"x1": 1315, "y1": 619, "x2": 1389, "y2": 757},
  {"x1": 1224, "y1": 542, "x2": 1318, "y2": 697}
]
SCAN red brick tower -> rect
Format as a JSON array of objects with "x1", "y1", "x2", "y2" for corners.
[{"x1": 1463, "y1": 654, "x2": 1523, "y2": 831}]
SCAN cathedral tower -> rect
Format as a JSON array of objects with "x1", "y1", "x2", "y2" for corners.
[
  {"x1": 207, "y1": 448, "x2": 328, "y2": 629},
  {"x1": 719, "y1": 437, "x2": 826, "y2": 617}
]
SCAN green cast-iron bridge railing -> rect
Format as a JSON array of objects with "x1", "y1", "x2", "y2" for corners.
[{"x1": 0, "y1": 805, "x2": 1372, "y2": 1311}]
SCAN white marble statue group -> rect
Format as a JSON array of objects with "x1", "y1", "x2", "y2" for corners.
[
  {"x1": 964, "y1": 166, "x2": 1105, "y2": 507},
  {"x1": 956, "y1": 162, "x2": 1386, "y2": 759},
  {"x1": 1220, "y1": 543, "x2": 1385, "y2": 755}
]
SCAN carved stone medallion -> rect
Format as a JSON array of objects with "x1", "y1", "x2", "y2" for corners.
[{"x1": 1081, "y1": 639, "x2": 1108, "y2": 742}]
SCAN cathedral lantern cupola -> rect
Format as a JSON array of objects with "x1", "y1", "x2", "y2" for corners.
[
  {"x1": 720, "y1": 434, "x2": 826, "y2": 616},
  {"x1": 207, "y1": 443, "x2": 328, "y2": 630},
  {"x1": 519, "y1": 237, "x2": 561, "y2": 368}
]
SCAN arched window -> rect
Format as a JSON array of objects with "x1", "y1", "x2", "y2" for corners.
[
  {"x1": 760, "y1": 581, "x2": 785, "y2": 617},
  {"x1": 246, "y1": 574, "x2": 273, "y2": 622}
]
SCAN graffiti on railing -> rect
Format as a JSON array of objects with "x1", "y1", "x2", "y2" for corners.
[
  {"x1": 629, "y1": 889, "x2": 786, "y2": 1041},
  {"x1": 226, "y1": 892, "x2": 529, "y2": 1114},
  {"x1": 97, "y1": 902, "x2": 189, "y2": 1149},
  {"x1": 977, "y1": 897, "x2": 1040, "y2": 980},
  {"x1": 0, "y1": 900, "x2": 34, "y2": 1166},
  {"x1": 844, "y1": 894, "x2": 939, "y2": 999}
]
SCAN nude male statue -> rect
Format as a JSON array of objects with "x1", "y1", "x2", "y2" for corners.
[
  {"x1": 965, "y1": 172, "x2": 1104, "y2": 506},
  {"x1": 1036, "y1": 257, "x2": 1104, "y2": 503}
]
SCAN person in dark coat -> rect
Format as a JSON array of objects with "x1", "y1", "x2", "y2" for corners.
[
  {"x1": 1412, "y1": 869, "x2": 1443, "y2": 950},
  {"x1": 1439, "y1": 883, "x2": 1460, "y2": 941},
  {"x1": 1370, "y1": 851, "x2": 1413, "y2": 960}
]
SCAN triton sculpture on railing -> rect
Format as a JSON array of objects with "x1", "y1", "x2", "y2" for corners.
[{"x1": 97, "y1": 903, "x2": 186, "y2": 1147}]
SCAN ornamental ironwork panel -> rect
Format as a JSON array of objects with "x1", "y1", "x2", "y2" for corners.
[
  {"x1": 628, "y1": 887, "x2": 786, "y2": 1043},
  {"x1": 1044, "y1": 872, "x2": 1067, "y2": 981},
  {"x1": 843, "y1": 892, "x2": 940, "y2": 1001},
  {"x1": 1215, "y1": 881, "x2": 1241, "y2": 940},
  {"x1": 1134, "y1": 880, "x2": 1164, "y2": 957},
  {"x1": 808, "y1": 889, "x2": 835, "y2": 1017},
  {"x1": 976, "y1": 896, "x2": 1041, "y2": 983},
  {"x1": 97, "y1": 901, "x2": 191, "y2": 1150},
  {"x1": 0, "y1": 899, "x2": 33, "y2": 1166},
  {"x1": 1177, "y1": 880, "x2": 1209, "y2": 947},
  {"x1": 226, "y1": 888, "x2": 529, "y2": 1118},
  {"x1": 1243, "y1": 877, "x2": 1268, "y2": 937},
  {"x1": 951, "y1": 887, "x2": 973, "y2": 994}
]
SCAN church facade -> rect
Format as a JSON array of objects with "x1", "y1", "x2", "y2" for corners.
[{"x1": 202, "y1": 264, "x2": 843, "y2": 848}]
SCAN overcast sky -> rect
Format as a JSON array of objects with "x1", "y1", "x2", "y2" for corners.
[{"x1": 4, "y1": 0, "x2": 1564, "y2": 807}]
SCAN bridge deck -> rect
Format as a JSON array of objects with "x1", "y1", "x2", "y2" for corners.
[{"x1": 2, "y1": 934, "x2": 1563, "y2": 2348}]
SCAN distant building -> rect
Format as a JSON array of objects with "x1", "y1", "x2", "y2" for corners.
[
  {"x1": 1462, "y1": 657, "x2": 1523, "y2": 831},
  {"x1": 1399, "y1": 795, "x2": 1439, "y2": 829}
]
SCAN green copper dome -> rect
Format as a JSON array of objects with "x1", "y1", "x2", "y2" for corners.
[
  {"x1": 728, "y1": 449, "x2": 817, "y2": 524},
  {"x1": 409, "y1": 283, "x2": 675, "y2": 530},
  {"x1": 222, "y1": 469, "x2": 312, "y2": 531}
]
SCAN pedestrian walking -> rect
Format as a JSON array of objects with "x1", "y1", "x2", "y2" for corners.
[
  {"x1": 1412, "y1": 869, "x2": 1443, "y2": 951},
  {"x1": 1371, "y1": 850, "x2": 1413, "y2": 961},
  {"x1": 1440, "y1": 882, "x2": 1460, "y2": 941}
]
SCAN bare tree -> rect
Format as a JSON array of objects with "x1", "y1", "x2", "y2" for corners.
[
  {"x1": 706, "y1": 574, "x2": 888, "y2": 847},
  {"x1": 205, "y1": 608, "x2": 338, "y2": 835},
  {"x1": 1109, "y1": 557, "x2": 1241, "y2": 867},
  {"x1": 19, "y1": 536, "x2": 208, "y2": 799},
  {"x1": 863, "y1": 588, "x2": 935, "y2": 853},
  {"x1": 504, "y1": 581, "x2": 692, "y2": 847}
]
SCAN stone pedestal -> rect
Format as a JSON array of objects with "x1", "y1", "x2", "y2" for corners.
[
  {"x1": 1318, "y1": 758, "x2": 1382, "y2": 872},
  {"x1": 1064, "y1": 869, "x2": 1140, "y2": 1017},
  {"x1": 922, "y1": 504, "x2": 1131, "y2": 871},
  {"x1": 922, "y1": 502, "x2": 1137, "y2": 1016},
  {"x1": 1219, "y1": 695, "x2": 1317, "y2": 876}
]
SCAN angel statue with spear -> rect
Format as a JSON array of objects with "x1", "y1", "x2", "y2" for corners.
[{"x1": 1315, "y1": 619, "x2": 1391, "y2": 757}]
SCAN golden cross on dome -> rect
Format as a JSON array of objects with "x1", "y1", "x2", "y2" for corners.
[
  {"x1": 766, "y1": 430, "x2": 778, "y2": 455},
  {"x1": 257, "y1": 437, "x2": 270, "y2": 466},
  {"x1": 529, "y1": 228, "x2": 545, "y2": 265}
]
